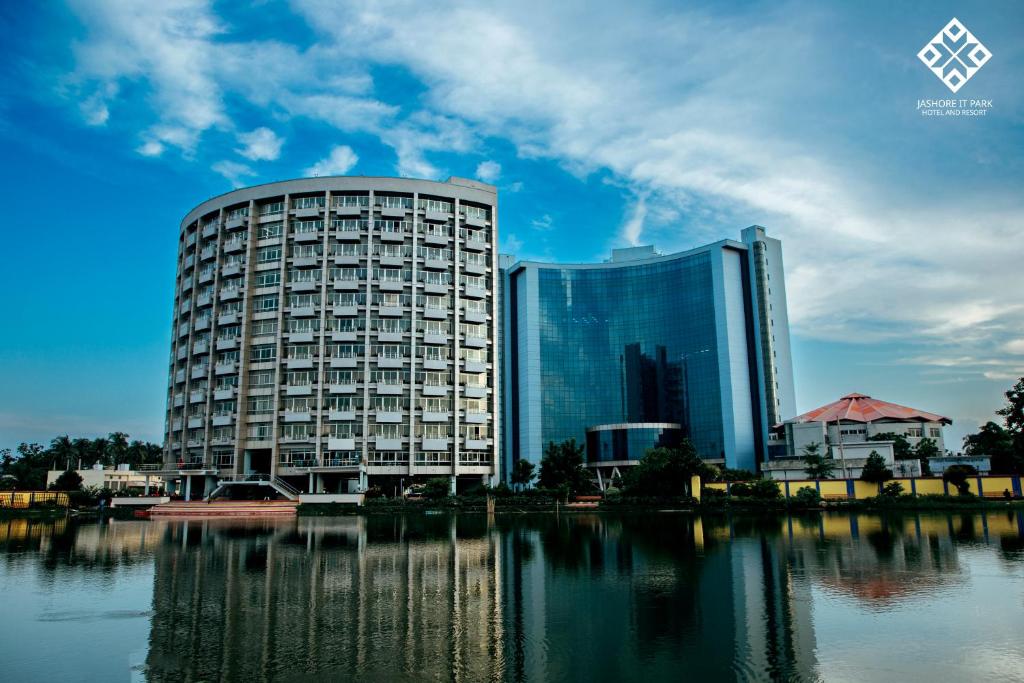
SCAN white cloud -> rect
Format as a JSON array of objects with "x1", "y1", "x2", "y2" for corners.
[
  {"x1": 304, "y1": 145, "x2": 359, "y2": 177},
  {"x1": 236, "y1": 127, "x2": 283, "y2": 161},
  {"x1": 475, "y1": 160, "x2": 501, "y2": 183},
  {"x1": 212, "y1": 160, "x2": 255, "y2": 187},
  {"x1": 1004, "y1": 339, "x2": 1024, "y2": 356},
  {"x1": 136, "y1": 140, "x2": 165, "y2": 157},
  {"x1": 620, "y1": 195, "x2": 648, "y2": 246},
  {"x1": 531, "y1": 214, "x2": 553, "y2": 231}
]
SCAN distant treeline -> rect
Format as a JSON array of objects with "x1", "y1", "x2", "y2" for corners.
[{"x1": 0, "y1": 433, "x2": 163, "y2": 489}]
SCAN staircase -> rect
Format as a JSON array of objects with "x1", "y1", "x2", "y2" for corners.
[
  {"x1": 206, "y1": 474, "x2": 300, "y2": 502},
  {"x1": 149, "y1": 500, "x2": 299, "y2": 518}
]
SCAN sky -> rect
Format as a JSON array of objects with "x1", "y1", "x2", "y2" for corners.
[{"x1": 1, "y1": 0, "x2": 1022, "y2": 452}]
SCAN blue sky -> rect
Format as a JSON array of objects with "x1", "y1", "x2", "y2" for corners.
[{"x1": 1, "y1": 0, "x2": 1022, "y2": 451}]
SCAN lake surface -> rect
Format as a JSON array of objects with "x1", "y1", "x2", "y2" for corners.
[{"x1": 1, "y1": 511, "x2": 1023, "y2": 682}]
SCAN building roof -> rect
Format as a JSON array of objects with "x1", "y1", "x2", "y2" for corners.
[{"x1": 788, "y1": 393, "x2": 951, "y2": 425}]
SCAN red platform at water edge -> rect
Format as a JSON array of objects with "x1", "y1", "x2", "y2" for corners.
[{"x1": 149, "y1": 500, "x2": 299, "y2": 518}]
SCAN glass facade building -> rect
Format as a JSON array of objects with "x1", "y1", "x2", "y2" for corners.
[{"x1": 501, "y1": 227, "x2": 794, "y2": 478}]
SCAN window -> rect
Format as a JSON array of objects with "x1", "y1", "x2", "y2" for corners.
[
  {"x1": 419, "y1": 271, "x2": 451, "y2": 285},
  {"x1": 288, "y1": 293, "x2": 320, "y2": 308},
  {"x1": 216, "y1": 375, "x2": 238, "y2": 390},
  {"x1": 288, "y1": 268, "x2": 322, "y2": 284},
  {"x1": 326, "y1": 343, "x2": 363, "y2": 358},
  {"x1": 284, "y1": 370, "x2": 314, "y2": 386},
  {"x1": 280, "y1": 449, "x2": 316, "y2": 466},
  {"x1": 292, "y1": 219, "x2": 323, "y2": 234},
  {"x1": 254, "y1": 271, "x2": 280, "y2": 288},
  {"x1": 326, "y1": 317, "x2": 364, "y2": 332},
  {"x1": 378, "y1": 195, "x2": 412, "y2": 209},
  {"x1": 248, "y1": 370, "x2": 274, "y2": 388},
  {"x1": 329, "y1": 423, "x2": 360, "y2": 438},
  {"x1": 258, "y1": 221, "x2": 283, "y2": 239},
  {"x1": 325, "y1": 369, "x2": 356, "y2": 385},
  {"x1": 332, "y1": 218, "x2": 367, "y2": 230},
  {"x1": 418, "y1": 424, "x2": 449, "y2": 439},
  {"x1": 422, "y1": 346, "x2": 450, "y2": 361},
  {"x1": 259, "y1": 201, "x2": 285, "y2": 216},
  {"x1": 332, "y1": 242, "x2": 365, "y2": 257},
  {"x1": 929, "y1": 428, "x2": 941, "y2": 438},
  {"x1": 420, "y1": 371, "x2": 450, "y2": 387},
  {"x1": 281, "y1": 423, "x2": 313, "y2": 440},
  {"x1": 247, "y1": 424, "x2": 272, "y2": 439},
  {"x1": 291, "y1": 243, "x2": 321, "y2": 258},
  {"x1": 419, "y1": 397, "x2": 452, "y2": 412},
  {"x1": 462, "y1": 424, "x2": 489, "y2": 439},
  {"x1": 417, "y1": 246, "x2": 452, "y2": 261},
  {"x1": 324, "y1": 396, "x2": 359, "y2": 412},
  {"x1": 227, "y1": 206, "x2": 249, "y2": 220},
  {"x1": 332, "y1": 195, "x2": 369, "y2": 208},
  {"x1": 217, "y1": 350, "x2": 239, "y2": 364},
  {"x1": 257, "y1": 246, "x2": 282, "y2": 263},
  {"x1": 213, "y1": 400, "x2": 235, "y2": 416},
  {"x1": 461, "y1": 347, "x2": 487, "y2": 363},
  {"x1": 292, "y1": 196, "x2": 324, "y2": 209},
  {"x1": 329, "y1": 292, "x2": 363, "y2": 307},
  {"x1": 375, "y1": 344, "x2": 407, "y2": 359},
  {"x1": 285, "y1": 317, "x2": 320, "y2": 334},
  {"x1": 251, "y1": 319, "x2": 278, "y2": 336},
  {"x1": 253, "y1": 294, "x2": 279, "y2": 312},
  {"x1": 373, "y1": 396, "x2": 403, "y2": 412},
  {"x1": 372, "y1": 423, "x2": 406, "y2": 438},
  {"x1": 285, "y1": 344, "x2": 315, "y2": 359},
  {"x1": 282, "y1": 396, "x2": 313, "y2": 412},
  {"x1": 421, "y1": 320, "x2": 450, "y2": 335},
  {"x1": 460, "y1": 397, "x2": 486, "y2": 413},
  {"x1": 250, "y1": 344, "x2": 276, "y2": 362},
  {"x1": 463, "y1": 205, "x2": 488, "y2": 220},
  {"x1": 907, "y1": 427, "x2": 923, "y2": 438},
  {"x1": 370, "y1": 370, "x2": 407, "y2": 385},
  {"x1": 374, "y1": 219, "x2": 410, "y2": 233},
  {"x1": 247, "y1": 396, "x2": 273, "y2": 414},
  {"x1": 417, "y1": 198, "x2": 452, "y2": 213}
]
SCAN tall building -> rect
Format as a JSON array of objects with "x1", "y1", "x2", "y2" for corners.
[
  {"x1": 501, "y1": 226, "x2": 794, "y2": 479},
  {"x1": 163, "y1": 177, "x2": 499, "y2": 499}
]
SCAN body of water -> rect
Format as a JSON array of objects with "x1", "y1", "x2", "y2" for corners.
[{"x1": 1, "y1": 511, "x2": 1022, "y2": 682}]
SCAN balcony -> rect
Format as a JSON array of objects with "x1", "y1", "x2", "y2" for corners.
[
  {"x1": 423, "y1": 210, "x2": 449, "y2": 223},
  {"x1": 378, "y1": 306, "x2": 404, "y2": 317},
  {"x1": 375, "y1": 383, "x2": 403, "y2": 395},
  {"x1": 199, "y1": 269, "x2": 215, "y2": 284},
  {"x1": 286, "y1": 357, "x2": 314, "y2": 370},
  {"x1": 193, "y1": 341, "x2": 209, "y2": 356},
  {"x1": 223, "y1": 238, "x2": 246, "y2": 253},
  {"x1": 329, "y1": 357, "x2": 358, "y2": 368},
  {"x1": 421, "y1": 412, "x2": 450, "y2": 423},
  {"x1": 225, "y1": 215, "x2": 246, "y2": 231},
  {"x1": 423, "y1": 283, "x2": 449, "y2": 295},
  {"x1": 220, "y1": 288, "x2": 242, "y2": 302},
  {"x1": 462, "y1": 261, "x2": 486, "y2": 276},
  {"x1": 464, "y1": 214, "x2": 488, "y2": 228},
  {"x1": 377, "y1": 331, "x2": 403, "y2": 343},
  {"x1": 293, "y1": 256, "x2": 319, "y2": 268},
  {"x1": 462, "y1": 310, "x2": 487, "y2": 324},
  {"x1": 191, "y1": 365, "x2": 208, "y2": 380},
  {"x1": 462, "y1": 285, "x2": 486, "y2": 299},
  {"x1": 374, "y1": 437, "x2": 403, "y2": 450},
  {"x1": 377, "y1": 356, "x2": 404, "y2": 369},
  {"x1": 195, "y1": 317, "x2": 211, "y2": 331},
  {"x1": 462, "y1": 335, "x2": 487, "y2": 349},
  {"x1": 294, "y1": 230, "x2": 321, "y2": 243},
  {"x1": 423, "y1": 259, "x2": 449, "y2": 271},
  {"x1": 212, "y1": 414, "x2": 233, "y2": 426},
  {"x1": 184, "y1": 254, "x2": 196, "y2": 269},
  {"x1": 462, "y1": 237, "x2": 488, "y2": 252},
  {"x1": 178, "y1": 322, "x2": 190, "y2": 337},
  {"x1": 462, "y1": 386, "x2": 487, "y2": 399},
  {"x1": 200, "y1": 245, "x2": 216, "y2": 261},
  {"x1": 378, "y1": 255, "x2": 405, "y2": 267},
  {"x1": 290, "y1": 280, "x2": 317, "y2": 292},
  {"x1": 202, "y1": 223, "x2": 218, "y2": 239},
  {"x1": 283, "y1": 411, "x2": 312, "y2": 422},
  {"x1": 464, "y1": 411, "x2": 489, "y2": 424},
  {"x1": 218, "y1": 312, "x2": 238, "y2": 326},
  {"x1": 329, "y1": 383, "x2": 358, "y2": 394},
  {"x1": 213, "y1": 387, "x2": 236, "y2": 401},
  {"x1": 288, "y1": 305, "x2": 316, "y2": 317},
  {"x1": 174, "y1": 369, "x2": 186, "y2": 384},
  {"x1": 215, "y1": 337, "x2": 237, "y2": 351},
  {"x1": 196, "y1": 294, "x2": 212, "y2": 308},
  {"x1": 215, "y1": 361, "x2": 237, "y2": 375},
  {"x1": 328, "y1": 437, "x2": 356, "y2": 451},
  {"x1": 333, "y1": 304, "x2": 358, "y2": 317},
  {"x1": 333, "y1": 204, "x2": 364, "y2": 218},
  {"x1": 189, "y1": 389, "x2": 205, "y2": 404},
  {"x1": 171, "y1": 419, "x2": 183, "y2": 431},
  {"x1": 422, "y1": 308, "x2": 447, "y2": 320},
  {"x1": 421, "y1": 438, "x2": 449, "y2": 451},
  {"x1": 176, "y1": 346, "x2": 188, "y2": 361},
  {"x1": 422, "y1": 233, "x2": 449, "y2": 247},
  {"x1": 333, "y1": 279, "x2": 360, "y2": 291},
  {"x1": 333, "y1": 254, "x2": 361, "y2": 266},
  {"x1": 422, "y1": 385, "x2": 450, "y2": 397},
  {"x1": 463, "y1": 360, "x2": 487, "y2": 373},
  {"x1": 379, "y1": 206, "x2": 407, "y2": 219},
  {"x1": 222, "y1": 263, "x2": 242, "y2": 278},
  {"x1": 293, "y1": 205, "x2": 322, "y2": 219},
  {"x1": 335, "y1": 228, "x2": 362, "y2": 240},
  {"x1": 374, "y1": 411, "x2": 402, "y2": 423},
  {"x1": 288, "y1": 331, "x2": 315, "y2": 344},
  {"x1": 181, "y1": 279, "x2": 193, "y2": 293},
  {"x1": 464, "y1": 438, "x2": 489, "y2": 450},
  {"x1": 285, "y1": 384, "x2": 312, "y2": 396},
  {"x1": 423, "y1": 359, "x2": 448, "y2": 371},
  {"x1": 172, "y1": 393, "x2": 184, "y2": 407},
  {"x1": 187, "y1": 417, "x2": 204, "y2": 429},
  {"x1": 328, "y1": 410, "x2": 356, "y2": 421},
  {"x1": 331, "y1": 331, "x2": 358, "y2": 342},
  {"x1": 423, "y1": 333, "x2": 448, "y2": 345}
]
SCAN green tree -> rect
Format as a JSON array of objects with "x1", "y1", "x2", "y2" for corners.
[
  {"x1": 50, "y1": 435, "x2": 75, "y2": 471},
  {"x1": 621, "y1": 443, "x2": 703, "y2": 497},
  {"x1": 538, "y1": 439, "x2": 591, "y2": 495},
  {"x1": 50, "y1": 469, "x2": 84, "y2": 492},
  {"x1": 860, "y1": 450, "x2": 893, "y2": 484},
  {"x1": 996, "y1": 377, "x2": 1024, "y2": 464},
  {"x1": 868, "y1": 432, "x2": 912, "y2": 459},
  {"x1": 914, "y1": 438, "x2": 939, "y2": 475},
  {"x1": 802, "y1": 442, "x2": 835, "y2": 480},
  {"x1": 964, "y1": 421, "x2": 1020, "y2": 474},
  {"x1": 422, "y1": 477, "x2": 451, "y2": 500},
  {"x1": 942, "y1": 464, "x2": 977, "y2": 496},
  {"x1": 510, "y1": 458, "x2": 536, "y2": 492},
  {"x1": 106, "y1": 432, "x2": 130, "y2": 466}
]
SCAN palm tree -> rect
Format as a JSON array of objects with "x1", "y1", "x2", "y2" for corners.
[
  {"x1": 50, "y1": 435, "x2": 75, "y2": 471},
  {"x1": 510, "y1": 458, "x2": 536, "y2": 492}
]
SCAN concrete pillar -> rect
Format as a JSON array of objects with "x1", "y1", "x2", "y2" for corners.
[
  {"x1": 184, "y1": 475, "x2": 192, "y2": 501},
  {"x1": 450, "y1": 475, "x2": 457, "y2": 495},
  {"x1": 144, "y1": 475, "x2": 150, "y2": 496},
  {"x1": 308, "y1": 472, "x2": 314, "y2": 493}
]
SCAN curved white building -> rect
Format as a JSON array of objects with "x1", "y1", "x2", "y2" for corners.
[{"x1": 163, "y1": 177, "x2": 498, "y2": 499}]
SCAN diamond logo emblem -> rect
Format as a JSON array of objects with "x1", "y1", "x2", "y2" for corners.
[{"x1": 917, "y1": 18, "x2": 991, "y2": 93}]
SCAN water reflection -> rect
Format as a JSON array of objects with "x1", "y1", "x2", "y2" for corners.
[{"x1": 0, "y1": 511, "x2": 1022, "y2": 682}]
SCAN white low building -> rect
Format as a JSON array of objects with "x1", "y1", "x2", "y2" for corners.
[
  {"x1": 46, "y1": 464, "x2": 165, "y2": 493},
  {"x1": 763, "y1": 392, "x2": 948, "y2": 480}
]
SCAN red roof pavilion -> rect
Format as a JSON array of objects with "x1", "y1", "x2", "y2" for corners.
[{"x1": 788, "y1": 393, "x2": 951, "y2": 425}]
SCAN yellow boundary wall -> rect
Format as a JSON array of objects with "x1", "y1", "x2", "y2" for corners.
[
  {"x1": 0, "y1": 491, "x2": 72, "y2": 509},
  {"x1": 705, "y1": 475, "x2": 1024, "y2": 500}
]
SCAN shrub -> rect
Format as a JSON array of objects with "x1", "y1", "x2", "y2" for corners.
[
  {"x1": 881, "y1": 481, "x2": 905, "y2": 497},
  {"x1": 422, "y1": 478, "x2": 452, "y2": 500},
  {"x1": 603, "y1": 486, "x2": 622, "y2": 501},
  {"x1": 860, "y1": 451, "x2": 893, "y2": 484},
  {"x1": 942, "y1": 464, "x2": 978, "y2": 496},
  {"x1": 792, "y1": 486, "x2": 821, "y2": 506},
  {"x1": 729, "y1": 479, "x2": 781, "y2": 500}
]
